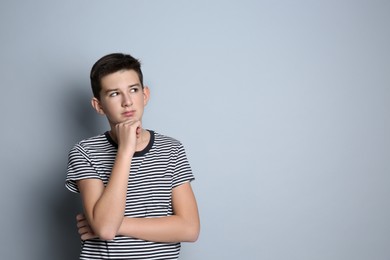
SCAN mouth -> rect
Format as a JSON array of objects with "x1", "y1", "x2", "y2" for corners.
[{"x1": 122, "y1": 110, "x2": 135, "y2": 117}]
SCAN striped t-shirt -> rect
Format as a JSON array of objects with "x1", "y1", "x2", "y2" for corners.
[{"x1": 65, "y1": 130, "x2": 194, "y2": 259}]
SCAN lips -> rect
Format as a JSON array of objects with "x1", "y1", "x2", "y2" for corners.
[{"x1": 122, "y1": 110, "x2": 135, "y2": 117}]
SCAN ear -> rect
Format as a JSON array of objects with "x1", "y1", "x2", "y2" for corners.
[
  {"x1": 91, "y1": 97, "x2": 105, "y2": 115},
  {"x1": 143, "y1": 86, "x2": 150, "y2": 106}
]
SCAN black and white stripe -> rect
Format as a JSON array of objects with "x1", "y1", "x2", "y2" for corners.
[{"x1": 66, "y1": 130, "x2": 194, "y2": 259}]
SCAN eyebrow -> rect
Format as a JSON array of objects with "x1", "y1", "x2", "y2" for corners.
[{"x1": 104, "y1": 84, "x2": 141, "y2": 94}]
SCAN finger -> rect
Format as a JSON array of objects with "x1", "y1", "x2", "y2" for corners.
[
  {"x1": 76, "y1": 216, "x2": 88, "y2": 224},
  {"x1": 78, "y1": 225, "x2": 95, "y2": 235},
  {"x1": 77, "y1": 219, "x2": 89, "y2": 228},
  {"x1": 117, "y1": 119, "x2": 137, "y2": 126},
  {"x1": 76, "y1": 213, "x2": 85, "y2": 221},
  {"x1": 78, "y1": 226, "x2": 89, "y2": 235},
  {"x1": 81, "y1": 232, "x2": 97, "y2": 241},
  {"x1": 79, "y1": 227, "x2": 97, "y2": 240}
]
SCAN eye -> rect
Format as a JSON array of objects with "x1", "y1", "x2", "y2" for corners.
[
  {"x1": 130, "y1": 87, "x2": 139, "y2": 93},
  {"x1": 109, "y1": 92, "x2": 119, "y2": 97}
]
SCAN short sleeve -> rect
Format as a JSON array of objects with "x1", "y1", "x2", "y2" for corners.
[
  {"x1": 172, "y1": 143, "x2": 195, "y2": 188},
  {"x1": 65, "y1": 144, "x2": 100, "y2": 193}
]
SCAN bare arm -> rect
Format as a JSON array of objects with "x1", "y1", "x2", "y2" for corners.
[
  {"x1": 77, "y1": 121, "x2": 140, "y2": 240},
  {"x1": 77, "y1": 182, "x2": 200, "y2": 242},
  {"x1": 117, "y1": 182, "x2": 200, "y2": 242}
]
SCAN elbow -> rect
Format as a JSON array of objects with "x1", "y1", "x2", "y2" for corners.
[
  {"x1": 184, "y1": 222, "x2": 200, "y2": 242},
  {"x1": 89, "y1": 215, "x2": 122, "y2": 241},
  {"x1": 98, "y1": 233, "x2": 116, "y2": 241},
  {"x1": 94, "y1": 226, "x2": 117, "y2": 241}
]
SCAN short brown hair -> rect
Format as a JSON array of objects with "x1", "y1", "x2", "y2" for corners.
[{"x1": 90, "y1": 53, "x2": 144, "y2": 99}]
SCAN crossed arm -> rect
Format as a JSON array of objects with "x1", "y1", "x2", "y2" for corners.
[{"x1": 77, "y1": 177, "x2": 200, "y2": 243}]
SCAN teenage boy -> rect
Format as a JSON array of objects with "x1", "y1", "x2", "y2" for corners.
[{"x1": 65, "y1": 53, "x2": 200, "y2": 259}]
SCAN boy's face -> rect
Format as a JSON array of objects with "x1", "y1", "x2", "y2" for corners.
[{"x1": 91, "y1": 69, "x2": 150, "y2": 130}]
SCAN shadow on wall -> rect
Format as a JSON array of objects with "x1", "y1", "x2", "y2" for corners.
[
  {"x1": 47, "y1": 179, "x2": 82, "y2": 259},
  {"x1": 66, "y1": 82, "x2": 106, "y2": 139},
  {"x1": 41, "y1": 82, "x2": 103, "y2": 259}
]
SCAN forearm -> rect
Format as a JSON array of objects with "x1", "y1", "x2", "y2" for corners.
[
  {"x1": 118, "y1": 215, "x2": 200, "y2": 243},
  {"x1": 117, "y1": 182, "x2": 200, "y2": 242},
  {"x1": 79, "y1": 178, "x2": 200, "y2": 243},
  {"x1": 82, "y1": 153, "x2": 132, "y2": 240}
]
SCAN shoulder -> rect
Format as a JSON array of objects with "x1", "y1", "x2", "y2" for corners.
[
  {"x1": 69, "y1": 133, "x2": 110, "y2": 154},
  {"x1": 153, "y1": 131, "x2": 183, "y2": 148},
  {"x1": 78, "y1": 133, "x2": 108, "y2": 146}
]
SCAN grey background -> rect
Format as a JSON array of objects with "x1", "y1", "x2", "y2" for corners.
[{"x1": 1, "y1": 0, "x2": 389, "y2": 259}]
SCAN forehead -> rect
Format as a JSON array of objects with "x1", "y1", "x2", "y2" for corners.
[{"x1": 100, "y1": 69, "x2": 141, "y2": 90}]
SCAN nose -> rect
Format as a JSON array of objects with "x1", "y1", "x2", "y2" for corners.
[{"x1": 122, "y1": 93, "x2": 133, "y2": 107}]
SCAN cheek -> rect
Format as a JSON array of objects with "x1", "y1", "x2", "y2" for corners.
[{"x1": 98, "y1": 101, "x2": 114, "y2": 115}]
